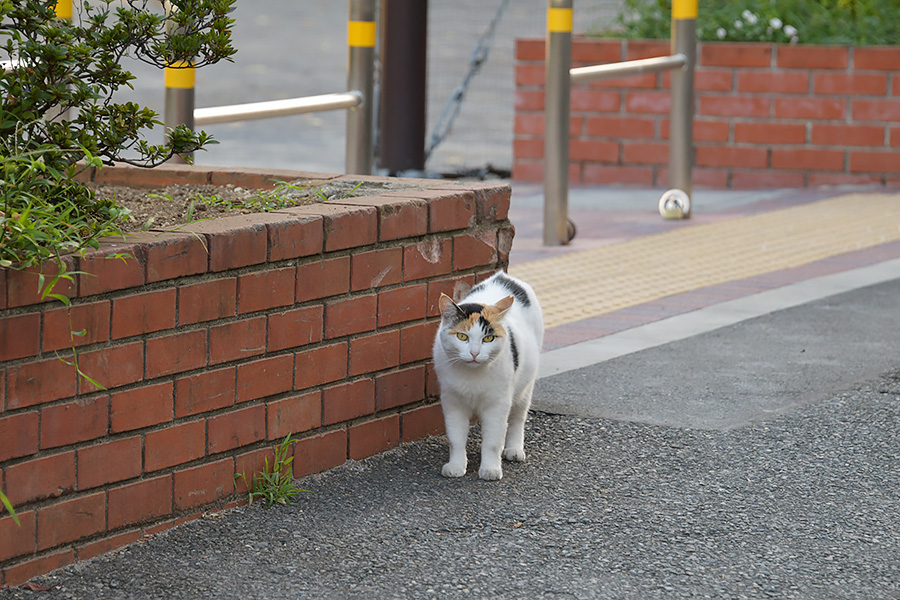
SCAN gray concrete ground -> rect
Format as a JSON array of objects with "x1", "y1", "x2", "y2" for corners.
[{"x1": 3, "y1": 266, "x2": 899, "y2": 600}]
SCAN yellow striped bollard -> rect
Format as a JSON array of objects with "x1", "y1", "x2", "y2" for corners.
[
  {"x1": 54, "y1": 0, "x2": 72, "y2": 121},
  {"x1": 54, "y1": 0, "x2": 72, "y2": 19},
  {"x1": 164, "y1": 61, "x2": 195, "y2": 163},
  {"x1": 163, "y1": 3, "x2": 195, "y2": 163},
  {"x1": 543, "y1": 0, "x2": 573, "y2": 246},
  {"x1": 661, "y1": 0, "x2": 697, "y2": 219},
  {"x1": 346, "y1": 0, "x2": 376, "y2": 175}
]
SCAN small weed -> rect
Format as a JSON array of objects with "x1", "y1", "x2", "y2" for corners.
[
  {"x1": 1, "y1": 145, "x2": 128, "y2": 270},
  {"x1": 312, "y1": 181, "x2": 364, "y2": 202},
  {"x1": 187, "y1": 187, "x2": 299, "y2": 213},
  {"x1": 248, "y1": 188, "x2": 299, "y2": 211},
  {"x1": 147, "y1": 192, "x2": 175, "y2": 202},
  {"x1": 234, "y1": 434, "x2": 310, "y2": 507},
  {"x1": 1, "y1": 490, "x2": 20, "y2": 526},
  {"x1": 141, "y1": 180, "x2": 367, "y2": 220}
]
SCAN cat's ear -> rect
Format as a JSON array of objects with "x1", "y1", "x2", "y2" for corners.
[
  {"x1": 493, "y1": 295, "x2": 514, "y2": 318},
  {"x1": 439, "y1": 293, "x2": 461, "y2": 319}
]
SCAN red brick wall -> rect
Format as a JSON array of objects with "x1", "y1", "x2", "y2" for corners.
[
  {"x1": 0, "y1": 165, "x2": 513, "y2": 587},
  {"x1": 514, "y1": 38, "x2": 900, "y2": 188}
]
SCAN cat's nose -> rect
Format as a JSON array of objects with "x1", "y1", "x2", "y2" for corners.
[{"x1": 470, "y1": 351, "x2": 479, "y2": 359}]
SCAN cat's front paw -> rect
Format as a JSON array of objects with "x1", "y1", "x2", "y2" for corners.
[
  {"x1": 503, "y1": 447, "x2": 526, "y2": 462},
  {"x1": 442, "y1": 462, "x2": 466, "y2": 478},
  {"x1": 478, "y1": 465, "x2": 503, "y2": 481}
]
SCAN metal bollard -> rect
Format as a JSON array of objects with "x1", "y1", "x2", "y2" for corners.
[
  {"x1": 53, "y1": 0, "x2": 72, "y2": 122},
  {"x1": 543, "y1": 0, "x2": 573, "y2": 246},
  {"x1": 667, "y1": 0, "x2": 697, "y2": 218},
  {"x1": 163, "y1": 4, "x2": 194, "y2": 164},
  {"x1": 346, "y1": 0, "x2": 376, "y2": 175},
  {"x1": 164, "y1": 61, "x2": 195, "y2": 164},
  {"x1": 54, "y1": 0, "x2": 71, "y2": 19}
]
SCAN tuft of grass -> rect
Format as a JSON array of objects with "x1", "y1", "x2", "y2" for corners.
[
  {"x1": 0, "y1": 147, "x2": 128, "y2": 270},
  {"x1": 182, "y1": 186, "x2": 298, "y2": 213},
  {"x1": 312, "y1": 181, "x2": 364, "y2": 202},
  {"x1": 235, "y1": 435, "x2": 310, "y2": 507},
  {"x1": 144, "y1": 180, "x2": 367, "y2": 220}
]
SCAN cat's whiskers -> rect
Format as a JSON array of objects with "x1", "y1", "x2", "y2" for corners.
[{"x1": 446, "y1": 354, "x2": 471, "y2": 366}]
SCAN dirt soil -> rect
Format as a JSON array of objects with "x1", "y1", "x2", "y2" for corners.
[{"x1": 93, "y1": 178, "x2": 422, "y2": 233}]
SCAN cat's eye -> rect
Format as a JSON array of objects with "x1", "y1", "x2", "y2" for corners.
[
  {"x1": 483, "y1": 335, "x2": 495, "y2": 343},
  {"x1": 455, "y1": 332, "x2": 469, "y2": 341}
]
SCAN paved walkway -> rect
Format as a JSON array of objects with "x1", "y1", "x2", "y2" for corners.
[
  {"x1": 509, "y1": 185, "x2": 900, "y2": 351},
  {"x1": 511, "y1": 190, "x2": 900, "y2": 330},
  {"x1": 3, "y1": 185, "x2": 900, "y2": 599}
]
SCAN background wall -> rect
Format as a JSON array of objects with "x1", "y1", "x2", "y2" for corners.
[{"x1": 513, "y1": 38, "x2": 900, "y2": 188}]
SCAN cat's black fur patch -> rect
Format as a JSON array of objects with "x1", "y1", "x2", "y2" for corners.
[
  {"x1": 456, "y1": 302, "x2": 485, "y2": 317},
  {"x1": 456, "y1": 302, "x2": 494, "y2": 334},
  {"x1": 509, "y1": 329, "x2": 519, "y2": 370},
  {"x1": 494, "y1": 272, "x2": 531, "y2": 307},
  {"x1": 469, "y1": 273, "x2": 531, "y2": 308},
  {"x1": 468, "y1": 282, "x2": 487, "y2": 296}
]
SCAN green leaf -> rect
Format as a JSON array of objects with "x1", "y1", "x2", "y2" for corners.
[
  {"x1": 46, "y1": 293, "x2": 72, "y2": 306},
  {"x1": 76, "y1": 368, "x2": 107, "y2": 391},
  {"x1": 1, "y1": 491, "x2": 21, "y2": 527}
]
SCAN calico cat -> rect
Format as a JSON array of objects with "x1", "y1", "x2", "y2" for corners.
[{"x1": 432, "y1": 270, "x2": 544, "y2": 480}]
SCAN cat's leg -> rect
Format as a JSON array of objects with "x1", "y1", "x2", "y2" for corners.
[
  {"x1": 503, "y1": 381, "x2": 534, "y2": 462},
  {"x1": 478, "y1": 402, "x2": 511, "y2": 481},
  {"x1": 441, "y1": 400, "x2": 471, "y2": 478}
]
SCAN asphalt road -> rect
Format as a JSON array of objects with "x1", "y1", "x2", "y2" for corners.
[
  {"x1": 4, "y1": 278, "x2": 899, "y2": 600},
  {"x1": 537, "y1": 275, "x2": 900, "y2": 430}
]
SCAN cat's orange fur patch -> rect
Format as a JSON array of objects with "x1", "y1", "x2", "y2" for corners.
[
  {"x1": 440, "y1": 293, "x2": 515, "y2": 338},
  {"x1": 447, "y1": 296, "x2": 514, "y2": 338}
]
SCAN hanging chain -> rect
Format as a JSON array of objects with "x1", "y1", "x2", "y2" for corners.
[{"x1": 425, "y1": 0, "x2": 512, "y2": 162}]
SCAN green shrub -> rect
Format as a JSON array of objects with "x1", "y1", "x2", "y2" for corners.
[
  {"x1": 0, "y1": 0, "x2": 236, "y2": 271},
  {"x1": 1, "y1": 1, "x2": 236, "y2": 518},
  {"x1": 605, "y1": 0, "x2": 900, "y2": 45}
]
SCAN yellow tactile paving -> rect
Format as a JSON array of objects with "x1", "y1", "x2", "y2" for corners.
[{"x1": 510, "y1": 193, "x2": 900, "y2": 329}]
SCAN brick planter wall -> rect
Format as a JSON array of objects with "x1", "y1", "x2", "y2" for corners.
[
  {"x1": 514, "y1": 38, "x2": 900, "y2": 188},
  {"x1": 0, "y1": 165, "x2": 514, "y2": 587}
]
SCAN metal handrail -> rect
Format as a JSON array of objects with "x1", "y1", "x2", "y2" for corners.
[
  {"x1": 569, "y1": 54, "x2": 686, "y2": 85},
  {"x1": 194, "y1": 91, "x2": 363, "y2": 126},
  {"x1": 165, "y1": 0, "x2": 376, "y2": 174}
]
